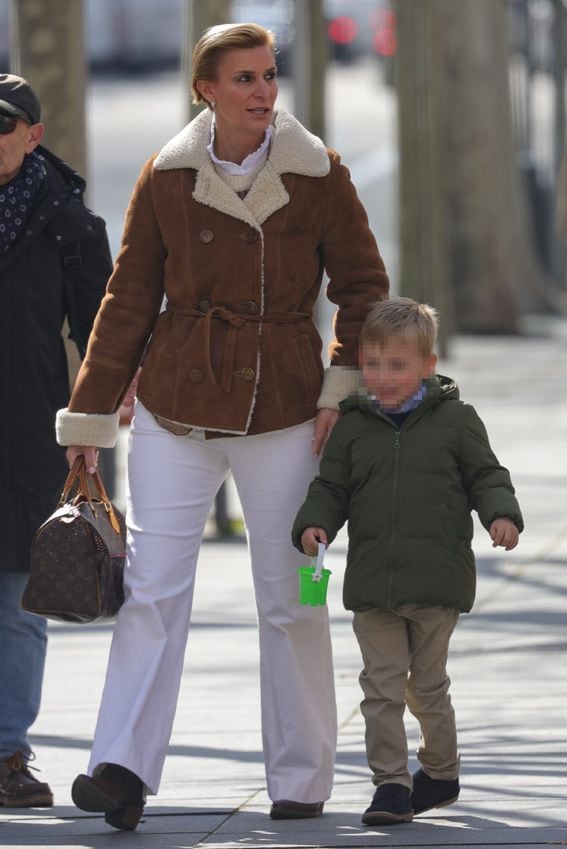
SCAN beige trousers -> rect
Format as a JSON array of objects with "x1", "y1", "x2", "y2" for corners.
[{"x1": 352, "y1": 604, "x2": 460, "y2": 789}]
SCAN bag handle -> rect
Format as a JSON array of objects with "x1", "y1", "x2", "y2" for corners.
[
  {"x1": 59, "y1": 457, "x2": 122, "y2": 536},
  {"x1": 59, "y1": 456, "x2": 86, "y2": 503}
]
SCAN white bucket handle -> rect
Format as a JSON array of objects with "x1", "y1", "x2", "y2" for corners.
[{"x1": 311, "y1": 541, "x2": 326, "y2": 582}]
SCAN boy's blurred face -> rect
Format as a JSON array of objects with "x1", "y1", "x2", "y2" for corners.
[{"x1": 360, "y1": 334, "x2": 437, "y2": 411}]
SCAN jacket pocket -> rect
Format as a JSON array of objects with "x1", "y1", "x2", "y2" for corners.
[{"x1": 293, "y1": 334, "x2": 322, "y2": 405}]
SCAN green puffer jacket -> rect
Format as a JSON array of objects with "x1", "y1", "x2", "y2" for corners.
[{"x1": 292, "y1": 375, "x2": 523, "y2": 613}]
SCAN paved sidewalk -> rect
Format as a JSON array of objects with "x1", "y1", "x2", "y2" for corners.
[{"x1": 1, "y1": 321, "x2": 567, "y2": 848}]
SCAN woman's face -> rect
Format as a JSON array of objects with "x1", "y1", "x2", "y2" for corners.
[{"x1": 198, "y1": 45, "x2": 278, "y2": 142}]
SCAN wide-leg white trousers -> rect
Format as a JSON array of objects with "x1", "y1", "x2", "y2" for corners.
[{"x1": 87, "y1": 402, "x2": 337, "y2": 802}]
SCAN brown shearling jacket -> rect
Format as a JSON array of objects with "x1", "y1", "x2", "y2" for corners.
[{"x1": 57, "y1": 108, "x2": 388, "y2": 446}]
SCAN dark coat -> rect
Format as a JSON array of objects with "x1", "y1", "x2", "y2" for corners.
[
  {"x1": 65, "y1": 109, "x2": 388, "y2": 440},
  {"x1": 0, "y1": 146, "x2": 111, "y2": 572},
  {"x1": 292, "y1": 376, "x2": 524, "y2": 613}
]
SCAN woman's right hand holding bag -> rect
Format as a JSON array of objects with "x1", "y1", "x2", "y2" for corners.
[{"x1": 66, "y1": 445, "x2": 99, "y2": 474}]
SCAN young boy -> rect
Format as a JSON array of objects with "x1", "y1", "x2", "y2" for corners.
[{"x1": 292, "y1": 297, "x2": 523, "y2": 826}]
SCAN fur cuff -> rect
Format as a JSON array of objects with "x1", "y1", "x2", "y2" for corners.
[
  {"x1": 56, "y1": 409, "x2": 120, "y2": 448},
  {"x1": 316, "y1": 366, "x2": 362, "y2": 410}
]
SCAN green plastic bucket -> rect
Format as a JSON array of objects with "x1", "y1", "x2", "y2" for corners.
[{"x1": 298, "y1": 542, "x2": 331, "y2": 606}]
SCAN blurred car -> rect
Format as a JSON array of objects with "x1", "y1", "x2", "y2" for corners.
[{"x1": 324, "y1": 0, "x2": 397, "y2": 64}]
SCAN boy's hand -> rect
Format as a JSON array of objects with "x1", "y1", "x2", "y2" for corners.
[
  {"x1": 301, "y1": 527, "x2": 328, "y2": 556},
  {"x1": 489, "y1": 518, "x2": 519, "y2": 551}
]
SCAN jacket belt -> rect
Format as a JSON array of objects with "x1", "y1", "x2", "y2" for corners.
[{"x1": 166, "y1": 304, "x2": 310, "y2": 394}]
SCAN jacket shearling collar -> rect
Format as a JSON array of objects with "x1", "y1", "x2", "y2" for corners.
[{"x1": 153, "y1": 108, "x2": 330, "y2": 227}]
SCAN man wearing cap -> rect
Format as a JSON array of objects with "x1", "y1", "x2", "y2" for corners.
[{"x1": 0, "y1": 73, "x2": 112, "y2": 807}]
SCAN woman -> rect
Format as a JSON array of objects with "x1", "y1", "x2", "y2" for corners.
[{"x1": 57, "y1": 23, "x2": 389, "y2": 831}]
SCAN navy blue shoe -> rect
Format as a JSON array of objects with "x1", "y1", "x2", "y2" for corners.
[
  {"x1": 410, "y1": 768, "x2": 459, "y2": 815},
  {"x1": 362, "y1": 783, "x2": 413, "y2": 825}
]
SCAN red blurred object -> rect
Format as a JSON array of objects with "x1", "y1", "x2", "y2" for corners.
[
  {"x1": 328, "y1": 15, "x2": 358, "y2": 45},
  {"x1": 373, "y1": 27, "x2": 396, "y2": 57},
  {"x1": 371, "y1": 8, "x2": 397, "y2": 57}
]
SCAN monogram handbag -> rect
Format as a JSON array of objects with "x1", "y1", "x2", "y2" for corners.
[{"x1": 21, "y1": 457, "x2": 126, "y2": 623}]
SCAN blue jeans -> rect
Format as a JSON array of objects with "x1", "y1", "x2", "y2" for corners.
[{"x1": 0, "y1": 573, "x2": 48, "y2": 758}]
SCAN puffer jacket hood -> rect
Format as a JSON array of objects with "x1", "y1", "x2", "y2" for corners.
[{"x1": 339, "y1": 374, "x2": 460, "y2": 419}]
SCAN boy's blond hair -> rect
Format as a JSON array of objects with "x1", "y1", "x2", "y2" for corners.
[
  {"x1": 191, "y1": 23, "x2": 276, "y2": 108},
  {"x1": 360, "y1": 297, "x2": 439, "y2": 356}
]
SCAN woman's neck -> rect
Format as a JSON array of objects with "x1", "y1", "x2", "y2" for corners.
[{"x1": 213, "y1": 130, "x2": 265, "y2": 166}]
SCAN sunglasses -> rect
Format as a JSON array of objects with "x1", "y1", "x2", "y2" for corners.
[{"x1": 0, "y1": 114, "x2": 20, "y2": 135}]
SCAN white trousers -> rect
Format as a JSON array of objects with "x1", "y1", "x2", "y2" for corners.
[{"x1": 87, "y1": 402, "x2": 337, "y2": 802}]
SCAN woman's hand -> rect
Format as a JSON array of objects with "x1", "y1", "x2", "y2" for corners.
[
  {"x1": 118, "y1": 367, "x2": 141, "y2": 426},
  {"x1": 66, "y1": 445, "x2": 98, "y2": 474},
  {"x1": 312, "y1": 408, "x2": 340, "y2": 457}
]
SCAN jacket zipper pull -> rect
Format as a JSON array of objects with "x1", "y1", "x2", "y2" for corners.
[{"x1": 394, "y1": 431, "x2": 400, "y2": 450}]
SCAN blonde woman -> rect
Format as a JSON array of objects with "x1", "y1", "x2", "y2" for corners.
[{"x1": 57, "y1": 23, "x2": 389, "y2": 830}]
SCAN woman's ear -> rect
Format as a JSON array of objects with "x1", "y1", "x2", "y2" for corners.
[{"x1": 195, "y1": 79, "x2": 215, "y2": 105}]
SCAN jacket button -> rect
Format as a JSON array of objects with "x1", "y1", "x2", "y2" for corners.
[
  {"x1": 199, "y1": 299, "x2": 211, "y2": 312},
  {"x1": 239, "y1": 229, "x2": 259, "y2": 243},
  {"x1": 240, "y1": 367, "x2": 255, "y2": 381},
  {"x1": 190, "y1": 368, "x2": 204, "y2": 383},
  {"x1": 199, "y1": 229, "x2": 214, "y2": 243}
]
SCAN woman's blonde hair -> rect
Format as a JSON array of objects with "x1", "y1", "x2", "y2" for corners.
[
  {"x1": 360, "y1": 297, "x2": 439, "y2": 356},
  {"x1": 191, "y1": 22, "x2": 276, "y2": 108}
]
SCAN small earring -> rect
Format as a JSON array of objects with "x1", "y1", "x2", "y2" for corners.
[{"x1": 210, "y1": 100, "x2": 216, "y2": 109}]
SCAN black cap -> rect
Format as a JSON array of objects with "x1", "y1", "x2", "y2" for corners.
[{"x1": 0, "y1": 73, "x2": 41, "y2": 124}]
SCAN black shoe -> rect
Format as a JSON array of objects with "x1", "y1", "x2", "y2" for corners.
[
  {"x1": 410, "y1": 768, "x2": 459, "y2": 815},
  {"x1": 0, "y1": 751, "x2": 53, "y2": 808},
  {"x1": 71, "y1": 763, "x2": 145, "y2": 831},
  {"x1": 270, "y1": 799, "x2": 324, "y2": 819},
  {"x1": 362, "y1": 783, "x2": 413, "y2": 825}
]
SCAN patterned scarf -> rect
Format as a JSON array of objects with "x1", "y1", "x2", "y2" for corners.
[{"x1": 0, "y1": 151, "x2": 47, "y2": 256}]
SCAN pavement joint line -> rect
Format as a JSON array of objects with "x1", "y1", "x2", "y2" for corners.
[
  {"x1": 472, "y1": 523, "x2": 567, "y2": 612},
  {"x1": 338, "y1": 705, "x2": 361, "y2": 731}
]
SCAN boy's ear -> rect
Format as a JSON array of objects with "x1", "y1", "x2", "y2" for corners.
[{"x1": 424, "y1": 352, "x2": 438, "y2": 377}]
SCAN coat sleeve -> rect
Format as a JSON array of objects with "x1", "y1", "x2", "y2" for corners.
[
  {"x1": 68, "y1": 158, "x2": 166, "y2": 414},
  {"x1": 458, "y1": 404, "x2": 524, "y2": 533},
  {"x1": 320, "y1": 151, "x2": 389, "y2": 368},
  {"x1": 64, "y1": 214, "x2": 112, "y2": 358},
  {"x1": 291, "y1": 424, "x2": 352, "y2": 551}
]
